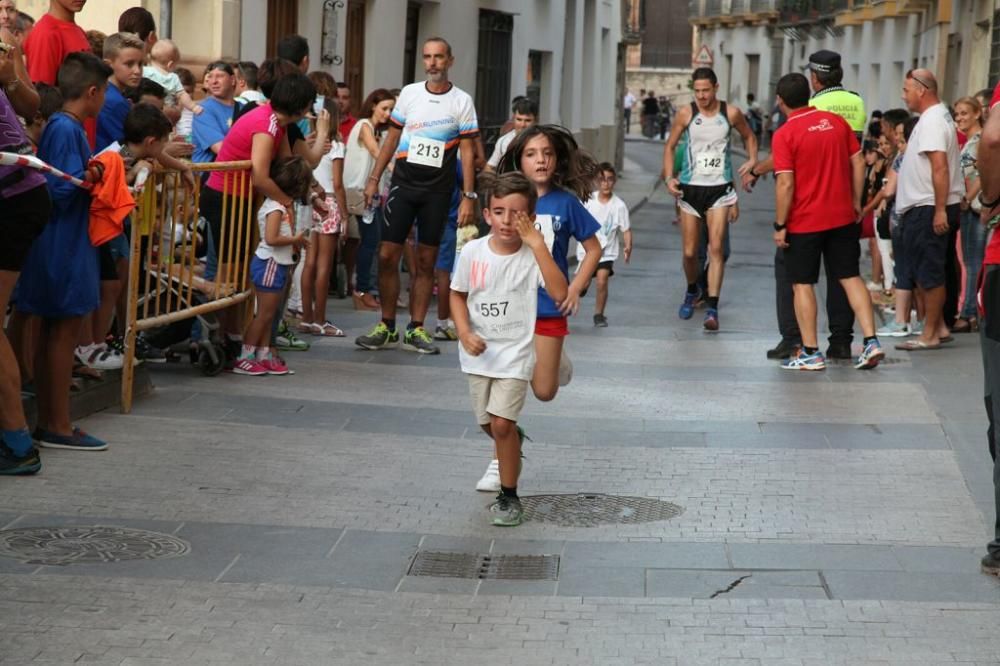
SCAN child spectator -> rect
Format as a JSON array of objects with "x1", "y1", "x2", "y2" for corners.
[
  {"x1": 23, "y1": 0, "x2": 88, "y2": 85},
  {"x1": 143, "y1": 39, "x2": 203, "y2": 116},
  {"x1": 24, "y1": 82, "x2": 62, "y2": 149},
  {"x1": 174, "y1": 66, "x2": 196, "y2": 139},
  {"x1": 23, "y1": 0, "x2": 93, "y2": 145},
  {"x1": 192, "y1": 60, "x2": 237, "y2": 165},
  {"x1": 486, "y1": 97, "x2": 537, "y2": 171},
  {"x1": 116, "y1": 6, "x2": 156, "y2": 55},
  {"x1": 96, "y1": 32, "x2": 143, "y2": 153},
  {"x1": 234, "y1": 61, "x2": 264, "y2": 106},
  {"x1": 84, "y1": 29, "x2": 104, "y2": 58},
  {"x1": 299, "y1": 97, "x2": 348, "y2": 337},
  {"x1": 126, "y1": 77, "x2": 166, "y2": 109},
  {"x1": 16, "y1": 51, "x2": 111, "y2": 452},
  {"x1": 236, "y1": 157, "x2": 313, "y2": 376},
  {"x1": 577, "y1": 163, "x2": 632, "y2": 327},
  {"x1": 450, "y1": 171, "x2": 568, "y2": 526}
]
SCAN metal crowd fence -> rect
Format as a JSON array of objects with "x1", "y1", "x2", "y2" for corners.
[{"x1": 120, "y1": 161, "x2": 255, "y2": 413}]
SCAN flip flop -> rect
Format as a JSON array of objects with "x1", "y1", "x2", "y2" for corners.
[
  {"x1": 895, "y1": 340, "x2": 942, "y2": 351},
  {"x1": 939, "y1": 335, "x2": 955, "y2": 344},
  {"x1": 297, "y1": 322, "x2": 324, "y2": 336},
  {"x1": 321, "y1": 321, "x2": 345, "y2": 337}
]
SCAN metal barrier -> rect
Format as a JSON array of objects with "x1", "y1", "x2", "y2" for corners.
[{"x1": 120, "y1": 161, "x2": 255, "y2": 413}]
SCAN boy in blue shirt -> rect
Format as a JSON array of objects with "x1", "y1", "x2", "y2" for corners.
[
  {"x1": 192, "y1": 61, "x2": 239, "y2": 164},
  {"x1": 96, "y1": 32, "x2": 143, "y2": 153},
  {"x1": 17, "y1": 52, "x2": 111, "y2": 451}
]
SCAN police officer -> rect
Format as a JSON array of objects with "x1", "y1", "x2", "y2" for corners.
[{"x1": 765, "y1": 50, "x2": 864, "y2": 360}]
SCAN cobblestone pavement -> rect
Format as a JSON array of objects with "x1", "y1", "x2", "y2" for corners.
[{"x1": 1, "y1": 141, "x2": 999, "y2": 664}]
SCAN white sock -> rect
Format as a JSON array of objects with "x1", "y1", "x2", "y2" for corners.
[
  {"x1": 256, "y1": 346, "x2": 271, "y2": 361},
  {"x1": 437, "y1": 319, "x2": 449, "y2": 330}
]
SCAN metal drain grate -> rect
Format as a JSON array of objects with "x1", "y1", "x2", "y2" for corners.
[
  {"x1": 408, "y1": 551, "x2": 560, "y2": 581},
  {"x1": 520, "y1": 493, "x2": 683, "y2": 527},
  {"x1": 0, "y1": 526, "x2": 191, "y2": 566}
]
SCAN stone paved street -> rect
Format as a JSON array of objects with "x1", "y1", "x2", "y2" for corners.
[{"x1": 2, "y1": 140, "x2": 999, "y2": 665}]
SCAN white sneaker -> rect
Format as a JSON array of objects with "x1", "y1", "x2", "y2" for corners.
[
  {"x1": 83, "y1": 344, "x2": 124, "y2": 370},
  {"x1": 558, "y1": 348, "x2": 573, "y2": 387},
  {"x1": 476, "y1": 459, "x2": 501, "y2": 492}
]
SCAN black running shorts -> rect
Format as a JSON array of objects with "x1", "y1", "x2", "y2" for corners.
[{"x1": 382, "y1": 182, "x2": 454, "y2": 247}]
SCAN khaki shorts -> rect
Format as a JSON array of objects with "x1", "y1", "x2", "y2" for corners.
[{"x1": 468, "y1": 375, "x2": 529, "y2": 425}]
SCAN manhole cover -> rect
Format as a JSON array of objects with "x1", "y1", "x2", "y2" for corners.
[
  {"x1": 0, "y1": 526, "x2": 191, "y2": 566},
  {"x1": 408, "y1": 551, "x2": 560, "y2": 580},
  {"x1": 521, "y1": 494, "x2": 683, "y2": 527}
]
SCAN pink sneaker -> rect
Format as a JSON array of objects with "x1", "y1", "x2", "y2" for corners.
[
  {"x1": 260, "y1": 356, "x2": 290, "y2": 375},
  {"x1": 232, "y1": 358, "x2": 267, "y2": 376}
]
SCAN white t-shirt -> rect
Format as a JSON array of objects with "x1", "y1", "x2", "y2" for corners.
[
  {"x1": 487, "y1": 129, "x2": 516, "y2": 169},
  {"x1": 896, "y1": 102, "x2": 964, "y2": 214},
  {"x1": 577, "y1": 193, "x2": 630, "y2": 262},
  {"x1": 624, "y1": 92, "x2": 636, "y2": 109},
  {"x1": 390, "y1": 81, "x2": 479, "y2": 192},
  {"x1": 450, "y1": 236, "x2": 545, "y2": 381},
  {"x1": 236, "y1": 90, "x2": 266, "y2": 106},
  {"x1": 255, "y1": 198, "x2": 295, "y2": 265},
  {"x1": 343, "y1": 118, "x2": 376, "y2": 190},
  {"x1": 312, "y1": 140, "x2": 346, "y2": 193}
]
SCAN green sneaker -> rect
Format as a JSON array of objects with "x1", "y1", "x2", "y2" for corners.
[
  {"x1": 489, "y1": 494, "x2": 523, "y2": 527},
  {"x1": 355, "y1": 322, "x2": 399, "y2": 350},
  {"x1": 402, "y1": 326, "x2": 440, "y2": 355},
  {"x1": 275, "y1": 320, "x2": 310, "y2": 351}
]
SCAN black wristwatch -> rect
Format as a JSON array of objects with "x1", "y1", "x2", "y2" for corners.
[
  {"x1": 773, "y1": 221, "x2": 786, "y2": 231},
  {"x1": 979, "y1": 192, "x2": 1000, "y2": 210}
]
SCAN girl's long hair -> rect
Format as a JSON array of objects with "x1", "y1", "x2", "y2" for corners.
[{"x1": 495, "y1": 124, "x2": 599, "y2": 202}]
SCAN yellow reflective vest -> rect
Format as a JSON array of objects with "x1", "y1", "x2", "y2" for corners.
[{"x1": 809, "y1": 87, "x2": 866, "y2": 134}]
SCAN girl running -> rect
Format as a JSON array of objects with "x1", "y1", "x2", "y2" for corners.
[
  {"x1": 235, "y1": 157, "x2": 314, "y2": 376},
  {"x1": 299, "y1": 97, "x2": 349, "y2": 337},
  {"x1": 475, "y1": 125, "x2": 602, "y2": 491}
]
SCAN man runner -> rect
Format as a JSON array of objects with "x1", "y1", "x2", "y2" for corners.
[
  {"x1": 357, "y1": 37, "x2": 479, "y2": 354},
  {"x1": 662, "y1": 67, "x2": 758, "y2": 331}
]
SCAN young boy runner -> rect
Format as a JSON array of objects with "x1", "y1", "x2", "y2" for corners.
[
  {"x1": 577, "y1": 163, "x2": 632, "y2": 326},
  {"x1": 450, "y1": 172, "x2": 568, "y2": 526}
]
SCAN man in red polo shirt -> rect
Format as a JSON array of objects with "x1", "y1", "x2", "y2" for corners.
[
  {"x1": 771, "y1": 73, "x2": 884, "y2": 371},
  {"x1": 971, "y1": 80, "x2": 1000, "y2": 576}
]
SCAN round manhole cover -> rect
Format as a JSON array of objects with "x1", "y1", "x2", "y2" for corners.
[
  {"x1": 520, "y1": 494, "x2": 683, "y2": 527},
  {"x1": 0, "y1": 526, "x2": 191, "y2": 566}
]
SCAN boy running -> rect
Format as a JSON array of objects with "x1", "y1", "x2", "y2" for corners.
[
  {"x1": 450, "y1": 172, "x2": 568, "y2": 526},
  {"x1": 578, "y1": 163, "x2": 632, "y2": 326}
]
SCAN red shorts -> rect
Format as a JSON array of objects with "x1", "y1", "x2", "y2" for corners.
[{"x1": 534, "y1": 316, "x2": 569, "y2": 337}]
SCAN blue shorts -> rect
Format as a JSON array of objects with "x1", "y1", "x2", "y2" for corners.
[
  {"x1": 250, "y1": 255, "x2": 289, "y2": 292},
  {"x1": 901, "y1": 204, "x2": 959, "y2": 290},
  {"x1": 435, "y1": 215, "x2": 458, "y2": 272}
]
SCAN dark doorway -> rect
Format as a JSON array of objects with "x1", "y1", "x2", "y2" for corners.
[{"x1": 475, "y1": 10, "x2": 514, "y2": 153}]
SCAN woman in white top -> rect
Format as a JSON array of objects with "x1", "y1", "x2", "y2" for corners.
[
  {"x1": 344, "y1": 88, "x2": 395, "y2": 310},
  {"x1": 299, "y1": 98, "x2": 349, "y2": 337}
]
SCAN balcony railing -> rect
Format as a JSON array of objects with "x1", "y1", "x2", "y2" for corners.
[
  {"x1": 778, "y1": 0, "x2": 848, "y2": 21},
  {"x1": 690, "y1": 0, "x2": 779, "y2": 17}
]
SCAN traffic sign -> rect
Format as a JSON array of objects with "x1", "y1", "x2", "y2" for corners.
[{"x1": 693, "y1": 44, "x2": 714, "y2": 67}]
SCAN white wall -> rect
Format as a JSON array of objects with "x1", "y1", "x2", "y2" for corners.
[
  {"x1": 234, "y1": 0, "x2": 621, "y2": 155},
  {"x1": 699, "y1": 25, "x2": 775, "y2": 109}
]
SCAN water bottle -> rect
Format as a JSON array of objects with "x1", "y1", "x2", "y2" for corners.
[{"x1": 362, "y1": 194, "x2": 380, "y2": 225}]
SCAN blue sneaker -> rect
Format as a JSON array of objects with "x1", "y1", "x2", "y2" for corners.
[
  {"x1": 33, "y1": 427, "x2": 108, "y2": 451},
  {"x1": 854, "y1": 339, "x2": 885, "y2": 369},
  {"x1": 781, "y1": 349, "x2": 826, "y2": 371},
  {"x1": 703, "y1": 308, "x2": 719, "y2": 332},
  {"x1": 678, "y1": 290, "x2": 699, "y2": 320}
]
